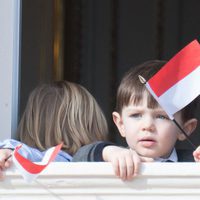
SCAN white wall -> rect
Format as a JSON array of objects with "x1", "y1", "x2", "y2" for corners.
[
  {"x1": 2, "y1": 162, "x2": 200, "y2": 200},
  {"x1": 0, "y1": 0, "x2": 21, "y2": 140}
]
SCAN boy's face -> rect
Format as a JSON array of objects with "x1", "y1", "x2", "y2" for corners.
[{"x1": 113, "y1": 92, "x2": 186, "y2": 159}]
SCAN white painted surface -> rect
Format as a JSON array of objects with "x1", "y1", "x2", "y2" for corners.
[
  {"x1": 1, "y1": 162, "x2": 200, "y2": 199},
  {"x1": 0, "y1": 0, "x2": 21, "y2": 140}
]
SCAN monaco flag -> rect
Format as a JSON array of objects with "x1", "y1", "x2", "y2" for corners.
[
  {"x1": 12, "y1": 143, "x2": 63, "y2": 182},
  {"x1": 144, "y1": 39, "x2": 200, "y2": 119}
]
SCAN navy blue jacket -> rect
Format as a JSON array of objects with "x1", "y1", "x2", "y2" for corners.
[{"x1": 72, "y1": 141, "x2": 195, "y2": 162}]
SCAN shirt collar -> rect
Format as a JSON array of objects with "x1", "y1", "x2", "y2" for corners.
[{"x1": 154, "y1": 148, "x2": 178, "y2": 162}]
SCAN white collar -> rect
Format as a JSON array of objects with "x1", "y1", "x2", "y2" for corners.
[{"x1": 154, "y1": 148, "x2": 178, "y2": 162}]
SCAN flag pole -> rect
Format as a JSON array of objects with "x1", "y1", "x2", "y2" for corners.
[
  {"x1": 172, "y1": 119, "x2": 196, "y2": 149},
  {"x1": 138, "y1": 75, "x2": 196, "y2": 150}
]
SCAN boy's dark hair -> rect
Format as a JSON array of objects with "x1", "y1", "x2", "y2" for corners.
[{"x1": 115, "y1": 60, "x2": 198, "y2": 121}]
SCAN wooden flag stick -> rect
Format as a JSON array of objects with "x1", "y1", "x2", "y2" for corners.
[{"x1": 173, "y1": 119, "x2": 196, "y2": 150}]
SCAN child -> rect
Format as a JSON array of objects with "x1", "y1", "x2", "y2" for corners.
[
  {"x1": 72, "y1": 60, "x2": 199, "y2": 180},
  {"x1": 0, "y1": 81, "x2": 108, "y2": 173}
]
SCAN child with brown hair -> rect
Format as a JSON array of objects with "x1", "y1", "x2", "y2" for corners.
[{"x1": 73, "y1": 60, "x2": 199, "y2": 180}]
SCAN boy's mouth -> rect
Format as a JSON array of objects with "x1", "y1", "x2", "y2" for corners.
[{"x1": 138, "y1": 138, "x2": 156, "y2": 147}]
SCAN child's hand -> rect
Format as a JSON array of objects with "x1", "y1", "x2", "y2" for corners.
[
  {"x1": 102, "y1": 146, "x2": 153, "y2": 181},
  {"x1": 0, "y1": 148, "x2": 13, "y2": 178},
  {"x1": 193, "y1": 146, "x2": 200, "y2": 162}
]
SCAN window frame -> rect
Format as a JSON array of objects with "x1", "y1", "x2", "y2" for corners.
[{"x1": 0, "y1": 0, "x2": 21, "y2": 140}]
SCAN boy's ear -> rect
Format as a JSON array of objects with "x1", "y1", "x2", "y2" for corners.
[
  {"x1": 112, "y1": 111, "x2": 126, "y2": 138},
  {"x1": 177, "y1": 118, "x2": 198, "y2": 141}
]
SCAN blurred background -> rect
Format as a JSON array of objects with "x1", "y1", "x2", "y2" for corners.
[{"x1": 19, "y1": 0, "x2": 200, "y2": 148}]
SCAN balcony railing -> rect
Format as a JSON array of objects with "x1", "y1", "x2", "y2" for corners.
[{"x1": 1, "y1": 162, "x2": 200, "y2": 199}]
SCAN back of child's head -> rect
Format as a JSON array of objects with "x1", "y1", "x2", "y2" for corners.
[
  {"x1": 116, "y1": 60, "x2": 198, "y2": 122},
  {"x1": 17, "y1": 81, "x2": 108, "y2": 155}
]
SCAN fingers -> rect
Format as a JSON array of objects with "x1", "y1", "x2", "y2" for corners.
[
  {"x1": 118, "y1": 155, "x2": 135, "y2": 180},
  {"x1": 0, "y1": 156, "x2": 7, "y2": 170},
  {"x1": 131, "y1": 151, "x2": 141, "y2": 177},
  {"x1": 0, "y1": 149, "x2": 13, "y2": 170},
  {"x1": 111, "y1": 158, "x2": 120, "y2": 177},
  {"x1": 4, "y1": 156, "x2": 12, "y2": 168},
  {"x1": 103, "y1": 146, "x2": 153, "y2": 181},
  {"x1": 193, "y1": 147, "x2": 200, "y2": 162},
  {"x1": 0, "y1": 149, "x2": 13, "y2": 180},
  {"x1": 111, "y1": 148, "x2": 141, "y2": 181},
  {"x1": 0, "y1": 167, "x2": 4, "y2": 180},
  {"x1": 111, "y1": 157, "x2": 133, "y2": 181}
]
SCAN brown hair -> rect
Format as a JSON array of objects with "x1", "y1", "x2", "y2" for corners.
[
  {"x1": 115, "y1": 60, "x2": 198, "y2": 121},
  {"x1": 17, "y1": 81, "x2": 108, "y2": 155}
]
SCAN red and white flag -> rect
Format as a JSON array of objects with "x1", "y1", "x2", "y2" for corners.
[
  {"x1": 145, "y1": 39, "x2": 200, "y2": 119},
  {"x1": 12, "y1": 143, "x2": 63, "y2": 182}
]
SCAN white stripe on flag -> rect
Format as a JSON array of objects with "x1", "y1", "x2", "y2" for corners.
[
  {"x1": 12, "y1": 151, "x2": 39, "y2": 183},
  {"x1": 146, "y1": 66, "x2": 200, "y2": 119}
]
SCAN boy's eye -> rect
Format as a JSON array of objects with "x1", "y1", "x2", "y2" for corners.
[
  {"x1": 156, "y1": 114, "x2": 169, "y2": 120},
  {"x1": 130, "y1": 113, "x2": 142, "y2": 118}
]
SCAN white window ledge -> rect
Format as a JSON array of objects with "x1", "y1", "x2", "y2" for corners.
[{"x1": 1, "y1": 162, "x2": 200, "y2": 200}]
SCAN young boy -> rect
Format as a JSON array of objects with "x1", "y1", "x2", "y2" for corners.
[{"x1": 72, "y1": 60, "x2": 199, "y2": 180}]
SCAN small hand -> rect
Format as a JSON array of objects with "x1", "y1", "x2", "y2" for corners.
[
  {"x1": 193, "y1": 146, "x2": 200, "y2": 162},
  {"x1": 102, "y1": 146, "x2": 153, "y2": 181},
  {"x1": 0, "y1": 148, "x2": 13, "y2": 179}
]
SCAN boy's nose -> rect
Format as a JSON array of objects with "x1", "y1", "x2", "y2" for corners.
[{"x1": 141, "y1": 116, "x2": 155, "y2": 132}]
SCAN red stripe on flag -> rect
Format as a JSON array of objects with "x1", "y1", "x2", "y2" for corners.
[
  {"x1": 148, "y1": 40, "x2": 200, "y2": 97},
  {"x1": 13, "y1": 143, "x2": 63, "y2": 174}
]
